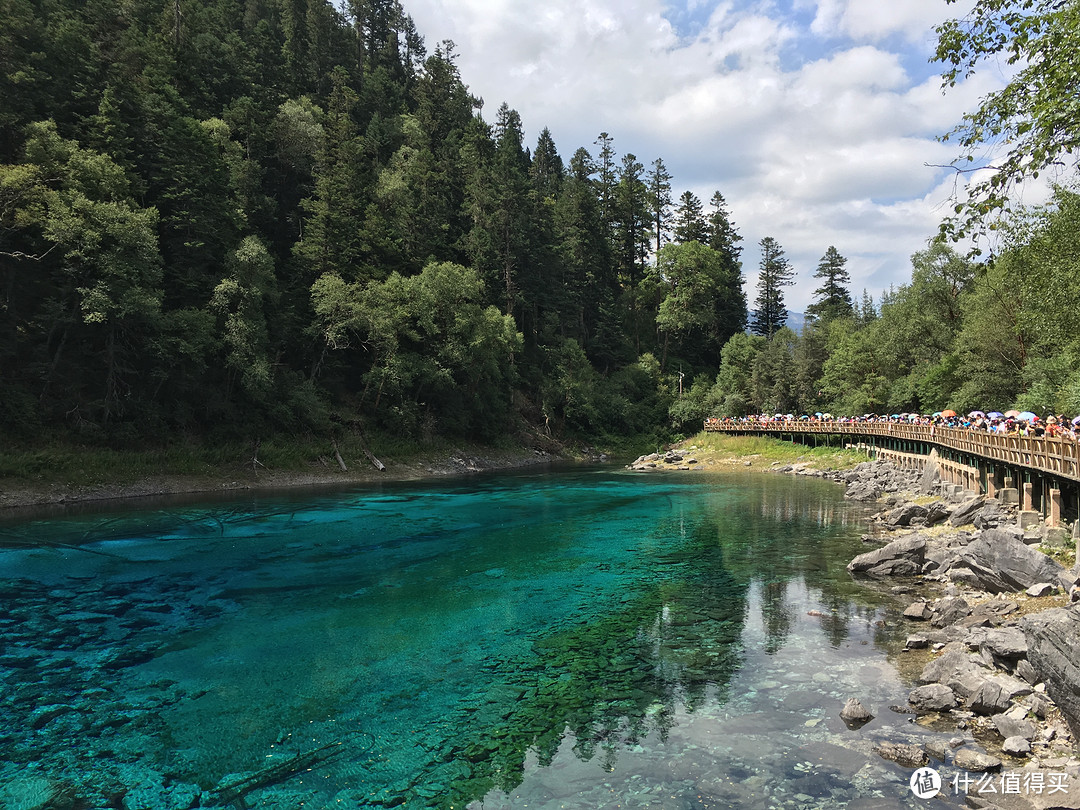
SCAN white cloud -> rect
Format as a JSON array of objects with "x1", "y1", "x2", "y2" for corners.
[
  {"x1": 804, "y1": 0, "x2": 967, "y2": 44},
  {"x1": 403, "y1": 0, "x2": 1007, "y2": 310}
]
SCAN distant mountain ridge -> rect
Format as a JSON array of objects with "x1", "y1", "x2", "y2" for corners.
[{"x1": 785, "y1": 311, "x2": 806, "y2": 334}]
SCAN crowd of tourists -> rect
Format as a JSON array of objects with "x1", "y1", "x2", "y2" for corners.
[{"x1": 709, "y1": 410, "x2": 1080, "y2": 440}]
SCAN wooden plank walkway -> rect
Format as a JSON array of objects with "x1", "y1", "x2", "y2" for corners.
[{"x1": 703, "y1": 420, "x2": 1080, "y2": 484}]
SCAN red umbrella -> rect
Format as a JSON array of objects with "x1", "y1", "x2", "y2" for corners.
[{"x1": 941, "y1": 409, "x2": 957, "y2": 418}]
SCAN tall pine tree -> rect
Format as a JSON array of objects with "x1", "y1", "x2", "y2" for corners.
[
  {"x1": 751, "y1": 236, "x2": 793, "y2": 338},
  {"x1": 805, "y1": 245, "x2": 854, "y2": 323}
]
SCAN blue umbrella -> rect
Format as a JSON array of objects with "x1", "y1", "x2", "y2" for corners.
[
  {"x1": 987, "y1": 411, "x2": 1004, "y2": 419},
  {"x1": 1017, "y1": 411, "x2": 1038, "y2": 422}
]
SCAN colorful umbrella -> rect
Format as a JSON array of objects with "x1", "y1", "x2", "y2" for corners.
[
  {"x1": 987, "y1": 412, "x2": 1004, "y2": 419},
  {"x1": 1017, "y1": 411, "x2": 1037, "y2": 422},
  {"x1": 968, "y1": 410, "x2": 985, "y2": 418},
  {"x1": 941, "y1": 409, "x2": 957, "y2": 418},
  {"x1": 1004, "y1": 410, "x2": 1021, "y2": 418}
]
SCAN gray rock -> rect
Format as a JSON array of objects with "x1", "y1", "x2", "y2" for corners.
[
  {"x1": 909, "y1": 683, "x2": 958, "y2": 712},
  {"x1": 1016, "y1": 659, "x2": 1039, "y2": 685},
  {"x1": 925, "y1": 500, "x2": 951, "y2": 526},
  {"x1": 948, "y1": 667, "x2": 994, "y2": 701},
  {"x1": 873, "y1": 741, "x2": 928, "y2": 768},
  {"x1": 1026, "y1": 583, "x2": 1057, "y2": 597},
  {"x1": 903, "y1": 601, "x2": 932, "y2": 620},
  {"x1": 952, "y1": 747, "x2": 1002, "y2": 772},
  {"x1": 919, "y1": 644, "x2": 987, "y2": 686},
  {"x1": 973, "y1": 508, "x2": 1001, "y2": 530},
  {"x1": 967, "y1": 674, "x2": 1031, "y2": 715},
  {"x1": 950, "y1": 495, "x2": 988, "y2": 527},
  {"x1": 847, "y1": 534, "x2": 927, "y2": 577},
  {"x1": 967, "y1": 626, "x2": 1028, "y2": 664},
  {"x1": 919, "y1": 454, "x2": 942, "y2": 495},
  {"x1": 954, "y1": 529, "x2": 1074, "y2": 594},
  {"x1": 1021, "y1": 607, "x2": 1080, "y2": 740},
  {"x1": 992, "y1": 712, "x2": 1036, "y2": 741},
  {"x1": 905, "y1": 635, "x2": 930, "y2": 650},
  {"x1": 885, "y1": 503, "x2": 928, "y2": 527},
  {"x1": 946, "y1": 567, "x2": 985, "y2": 589},
  {"x1": 932, "y1": 596, "x2": 972, "y2": 628},
  {"x1": 1001, "y1": 736, "x2": 1031, "y2": 756},
  {"x1": 845, "y1": 480, "x2": 882, "y2": 501},
  {"x1": 840, "y1": 698, "x2": 874, "y2": 728}
]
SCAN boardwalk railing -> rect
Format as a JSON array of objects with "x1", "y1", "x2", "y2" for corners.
[{"x1": 704, "y1": 420, "x2": 1080, "y2": 484}]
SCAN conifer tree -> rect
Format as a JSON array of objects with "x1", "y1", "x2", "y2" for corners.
[
  {"x1": 672, "y1": 190, "x2": 708, "y2": 244},
  {"x1": 805, "y1": 246, "x2": 854, "y2": 323},
  {"x1": 647, "y1": 158, "x2": 673, "y2": 253},
  {"x1": 531, "y1": 127, "x2": 564, "y2": 200},
  {"x1": 706, "y1": 191, "x2": 748, "y2": 347},
  {"x1": 751, "y1": 237, "x2": 794, "y2": 338}
]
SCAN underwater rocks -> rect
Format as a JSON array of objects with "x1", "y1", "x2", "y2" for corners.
[
  {"x1": 872, "y1": 741, "x2": 928, "y2": 768},
  {"x1": 0, "y1": 575, "x2": 239, "y2": 809}
]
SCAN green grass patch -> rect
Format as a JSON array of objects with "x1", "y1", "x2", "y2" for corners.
[{"x1": 683, "y1": 432, "x2": 870, "y2": 470}]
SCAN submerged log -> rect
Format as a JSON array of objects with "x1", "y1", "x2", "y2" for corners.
[{"x1": 211, "y1": 741, "x2": 344, "y2": 808}]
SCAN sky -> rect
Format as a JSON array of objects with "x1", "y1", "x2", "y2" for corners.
[{"x1": 401, "y1": 0, "x2": 1014, "y2": 311}]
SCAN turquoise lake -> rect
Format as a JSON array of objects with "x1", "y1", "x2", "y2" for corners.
[{"x1": 0, "y1": 467, "x2": 964, "y2": 808}]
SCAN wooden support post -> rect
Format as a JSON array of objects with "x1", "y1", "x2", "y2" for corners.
[
  {"x1": 1050, "y1": 488, "x2": 1062, "y2": 528},
  {"x1": 1023, "y1": 482, "x2": 1034, "y2": 512}
]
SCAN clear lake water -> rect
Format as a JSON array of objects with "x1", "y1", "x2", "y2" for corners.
[{"x1": 0, "y1": 466, "x2": 968, "y2": 809}]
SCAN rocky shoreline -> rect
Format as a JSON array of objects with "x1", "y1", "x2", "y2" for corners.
[
  {"x1": 839, "y1": 460, "x2": 1080, "y2": 794},
  {"x1": 632, "y1": 446, "x2": 1080, "y2": 805}
]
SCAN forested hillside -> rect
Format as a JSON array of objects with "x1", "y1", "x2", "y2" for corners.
[
  {"x1": 2, "y1": 0, "x2": 1079, "y2": 453},
  {"x1": 0, "y1": 0, "x2": 751, "y2": 448}
]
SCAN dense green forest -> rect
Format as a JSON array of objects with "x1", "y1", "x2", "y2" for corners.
[{"x1": 2, "y1": 0, "x2": 1079, "y2": 453}]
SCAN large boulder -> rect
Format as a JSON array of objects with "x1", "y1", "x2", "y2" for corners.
[
  {"x1": 965, "y1": 626, "x2": 1028, "y2": 669},
  {"x1": 1021, "y1": 607, "x2": 1080, "y2": 740},
  {"x1": 967, "y1": 673, "x2": 1032, "y2": 715},
  {"x1": 918, "y1": 644, "x2": 990, "y2": 692},
  {"x1": 954, "y1": 529, "x2": 1074, "y2": 593},
  {"x1": 847, "y1": 534, "x2": 926, "y2": 577},
  {"x1": 908, "y1": 683, "x2": 957, "y2": 713},
  {"x1": 844, "y1": 479, "x2": 881, "y2": 501},
  {"x1": 949, "y1": 495, "x2": 987, "y2": 527},
  {"x1": 924, "y1": 501, "x2": 951, "y2": 526},
  {"x1": 918, "y1": 452, "x2": 941, "y2": 495},
  {"x1": 952, "y1": 748, "x2": 1001, "y2": 772},
  {"x1": 883, "y1": 502, "x2": 928, "y2": 527}
]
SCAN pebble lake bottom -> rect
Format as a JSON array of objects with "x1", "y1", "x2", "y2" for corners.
[{"x1": 0, "y1": 467, "x2": 973, "y2": 809}]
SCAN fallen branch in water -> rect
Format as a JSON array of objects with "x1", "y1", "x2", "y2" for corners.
[{"x1": 210, "y1": 740, "x2": 344, "y2": 809}]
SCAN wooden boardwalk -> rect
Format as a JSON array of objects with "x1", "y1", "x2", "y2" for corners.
[{"x1": 704, "y1": 420, "x2": 1080, "y2": 485}]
